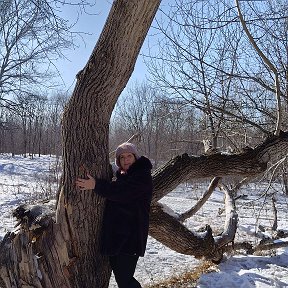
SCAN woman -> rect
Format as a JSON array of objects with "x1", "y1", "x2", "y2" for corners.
[{"x1": 76, "y1": 142, "x2": 153, "y2": 288}]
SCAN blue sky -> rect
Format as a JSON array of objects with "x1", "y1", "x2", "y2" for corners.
[{"x1": 56, "y1": 0, "x2": 154, "y2": 92}]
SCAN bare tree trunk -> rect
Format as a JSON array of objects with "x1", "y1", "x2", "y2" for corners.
[
  {"x1": 0, "y1": 1, "x2": 161, "y2": 287},
  {"x1": 59, "y1": 1, "x2": 161, "y2": 283}
]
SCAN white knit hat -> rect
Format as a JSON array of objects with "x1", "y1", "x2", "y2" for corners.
[{"x1": 115, "y1": 142, "x2": 139, "y2": 167}]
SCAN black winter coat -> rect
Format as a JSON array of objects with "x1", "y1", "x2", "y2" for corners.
[{"x1": 94, "y1": 156, "x2": 153, "y2": 257}]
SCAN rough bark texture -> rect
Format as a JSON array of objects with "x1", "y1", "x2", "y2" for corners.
[
  {"x1": 0, "y1": 1, "x2": 161, "y2": 287},
  {"x1": 149, "y1": 202, "x2": 217, "y2": 259},
  {"x1": 147, "y1": 131, "x2": 288, "y2": 261},
  {"x1": 57, "y1": 0, "x2": 161, "y2": 286}
]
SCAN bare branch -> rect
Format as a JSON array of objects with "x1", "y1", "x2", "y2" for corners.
[
  {"x1": 214, "y1": 185, "x2": 238, "y2": 249},
  {"x1": 235, "y1": 0, "x2": 282, "y2": 135},
  {"x1": 179, "y1": 177, "x2": 221, "y2": 222},
  {"x1": 223, "y1": 240, "x2": 288, "y2": 255},
  {"x1": 153, "y1": 131, "x2": 288, "y2": 202}
]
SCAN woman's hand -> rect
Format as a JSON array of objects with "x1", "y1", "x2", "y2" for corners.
[{"x1": 76, "y1": 174, "x2": 96, "y2": 190}]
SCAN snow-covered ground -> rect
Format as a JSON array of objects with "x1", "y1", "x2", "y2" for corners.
[{"x1": 0, "y1": 155, "x2": 288, "y2": 288}]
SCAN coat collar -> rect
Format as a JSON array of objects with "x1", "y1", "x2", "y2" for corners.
[{"x1": 116, "y1": 156, "x2": 152, "y2": 176}]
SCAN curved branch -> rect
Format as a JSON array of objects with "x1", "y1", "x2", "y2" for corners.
[
  {"x1": 214, "y1": 185, "x2": 238, "y2": 249},
  {"x1": 179, "y1": 177, "x2": 221, "y2": 222},
  {"x1": 235, "y1": 0, "x2": 282, "y2": 135},
  {"x1": 148, "y1": 202, "x2": 221, "y2": 261}
]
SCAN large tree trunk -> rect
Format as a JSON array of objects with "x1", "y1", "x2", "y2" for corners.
[
  {"x1": 55, "y1": 0, "x2": 161, "y2": 286},
  {"x1": 0, "y1": 1, "x2": 161, "y2": 287}
]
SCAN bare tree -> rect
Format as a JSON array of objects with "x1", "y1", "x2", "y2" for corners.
[
  {"x1": 146, "y1": 0, "x2": 287, "y2": 146},
  {"x1": 0, "y1": 92, "x2": 67, "y2": 156},
  {"x1": 0, "y1": 1, "x2": 288, "y2": 288},
  {"x1": 44, "y1": 92, "x2": 69, "y2": 156},
  {"x1": 0, "y1": 0, "x2": 75, "y2": 111},
  {"x1": 235, "y1": 0, "x2": 286, "y2": 135}
]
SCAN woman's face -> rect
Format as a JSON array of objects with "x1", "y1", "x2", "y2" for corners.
[{"x1": 119, "y1": 152, "x2": 136, "y2": 172}]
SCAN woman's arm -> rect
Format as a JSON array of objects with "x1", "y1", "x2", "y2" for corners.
[
  {"x1": 95, "y1": 170, "x2": 152, "y2": 202},
  {"x1": 76, "y1": 171, "x2": 152, "y2": 202}
]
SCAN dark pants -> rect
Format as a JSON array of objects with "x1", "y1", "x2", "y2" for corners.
[{"x1": 109, "y1": 254, "x2": 142, "y2": 288}]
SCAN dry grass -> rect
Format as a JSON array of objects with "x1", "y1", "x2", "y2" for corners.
[{"x1": 144, "y1": 260, "x2": 218, "y2": 288}]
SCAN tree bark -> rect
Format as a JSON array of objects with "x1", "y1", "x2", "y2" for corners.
[
  {"x1": 58, "y1": 0, "x2": 161, "y2": 286},
  {"x1": 149, "y1": 202, "x2": 216, "y2": 259},
  {"x1": 0, "y1": 1, "x2": 161, "y2": 287},
  {"x1": 148, "y1": 131, "x2": 288, "y2": 262}
]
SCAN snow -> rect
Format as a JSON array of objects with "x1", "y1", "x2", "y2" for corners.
[
  {"x1": 0, "y1": 154, "x2": 60, "y2": 238},
  {"x1": 197, "y1": 252, "x2": 288, "y2": 288},
  {"x1": 1, "y1": 154, "x2": 288, "y2": 288}
]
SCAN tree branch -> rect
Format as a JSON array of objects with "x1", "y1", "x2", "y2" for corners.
[
  {"x1": 152, "y1": 131, "x2": 288, "y2": 202},
  {"x1": 179, "y1": 177, "x2": 221, "y2": 222},
  {"x1": 214, "y1": 185, "x2": 238, "y2": 249},
  {"x1": 235, "y1": 0, "x2": 282, "y2": 136}
]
